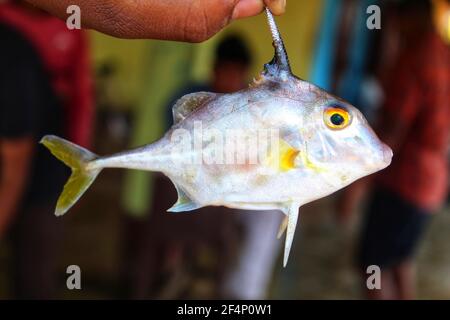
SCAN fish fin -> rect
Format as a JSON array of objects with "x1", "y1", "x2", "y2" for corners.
[
  {"x1": 40, "y1": 135, "x2": 101, "y2": 216},
  {"x1": 264, "y1": 7, "x2": 292, "y2": 78},
  {"x1": 281, "y1": 203, "x2": 300, "y2": 267},
  {"x1": 167, "y1": 184, "x2": 201, "y2": 212},
  {"x1": 265, "y1": 139, "x2": 300, "y2": 172},
  {"x1": 277, "y1": 215, "x2": 288, "y2": 239},
  {"x1": 172, "y1": 92, "x2": 216, "y2": 124}
]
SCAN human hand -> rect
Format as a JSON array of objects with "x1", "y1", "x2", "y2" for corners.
[{"x1": 26, "y1": 0, "x2": 286, "y2": 42}]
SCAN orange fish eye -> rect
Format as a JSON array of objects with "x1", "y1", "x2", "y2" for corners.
[{"x1": 324, "y1": 107, "x2": 351, "y2": 130}]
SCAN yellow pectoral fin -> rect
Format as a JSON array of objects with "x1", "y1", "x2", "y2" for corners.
[
  {"x1": 265, "y1": 139, "x2": 300, "y2": 172},
  {"x1": 280, "y1": 148, "x2": 300, "y2": 171},
  {"x1": 265, "y1": 140, "x2": 327, "y2": 173}
]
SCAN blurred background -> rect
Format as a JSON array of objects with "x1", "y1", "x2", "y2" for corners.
[{"x1": 0, "y1": 0, "x2": 449, "y2": 299}]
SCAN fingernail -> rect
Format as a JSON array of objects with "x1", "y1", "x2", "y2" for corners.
[
  {"x1": 232, "y1": 0, "x2": 263, "y2": 20},
  {"x1": 268, "y1": 0, "x2": 286, "y2": 15}
]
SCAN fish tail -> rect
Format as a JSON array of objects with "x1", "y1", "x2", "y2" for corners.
[{"x1": 40, "y1": 135, "x2": 101, "y2": 216}]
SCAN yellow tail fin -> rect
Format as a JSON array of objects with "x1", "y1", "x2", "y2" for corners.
[{"x1": 40, "y1": 135, "x2": 101, "y2": 216}]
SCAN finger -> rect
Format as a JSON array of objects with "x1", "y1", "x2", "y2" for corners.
[
  {"x1": 232, "y1": 0, "x2": 265, "y2": 20},
  {"x1": 264, "y1": 0, "x2": 286, "y2": 15},
  {"x1": 26, "y1": 0, "x2": 237, "y2": 42}
]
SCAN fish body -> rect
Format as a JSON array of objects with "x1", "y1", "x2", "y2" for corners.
[{"x1": 41, "y1": 9, "x2": 392, "y2": 266}]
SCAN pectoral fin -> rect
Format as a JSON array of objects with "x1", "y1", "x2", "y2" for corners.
[
  {"x1": 266, "y1": 139, "x2": 300, "y2": 172},
  {"x1": 282, "y1": 203, "x2": 300, "y2": 267}
]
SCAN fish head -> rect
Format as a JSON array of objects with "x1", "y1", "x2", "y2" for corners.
[
  {"x1": 262, "y1": 9, "x2": 392, "y2": 191},
  {"x1": 298, "y1": 94, "x2": 392, "y2": 188}
]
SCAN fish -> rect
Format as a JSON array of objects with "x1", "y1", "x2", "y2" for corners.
[{"x1": 41, "y1": 8, "x2": 392, "y2": 267}]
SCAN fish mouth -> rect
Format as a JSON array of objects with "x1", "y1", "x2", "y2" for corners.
[
  {"x1": 363, "y1": 144, "x2": 393, "y2": 172},
  {"x1": 381, "y1": 144, "x2": 393, "y2": 167},
  {"x1": 371, "y1": 144, "x2": 392, "y2": 170}
]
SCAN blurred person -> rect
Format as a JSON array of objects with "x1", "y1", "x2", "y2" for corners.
[
  {"x1": 338, "y1": 0, "x2": 450, "y2": 300},
  {"x1": 168, "y1": 35, "x2": 283, "y2": 300},
  {"x1": 120, "y1": 35, "x2": 282, "y2": 299},
  {"x1": 173, "y1": 36, "x2": 284, "y2": 299},
  {"x1": 0, "y1": 1, "x2": 93, "y2": 298},
  {"x1": 164, "y1": 35, "x2": 254, "y2": 127},
  {"x1": 213, "y1": 37, "x2": 282, "y2": 300},
  {"x1": 26, "y1": 0, "x2": 286, "y2": 42}
]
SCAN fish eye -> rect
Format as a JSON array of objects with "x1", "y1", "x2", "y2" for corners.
[{"x1": 324, "y1": 106, "x2": 351, "y2": 130}]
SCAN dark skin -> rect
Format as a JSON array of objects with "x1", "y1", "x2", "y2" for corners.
[{"x1": 25, "y1": 0, "x2": 286, "y2": 42}]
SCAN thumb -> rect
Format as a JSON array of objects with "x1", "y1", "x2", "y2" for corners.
[
  {"x1": 232, "y1": 0, "x2": 286, "y2": 20},
  {"x1": 264, "y1": 0, "x2": 286, "y2": 15}
]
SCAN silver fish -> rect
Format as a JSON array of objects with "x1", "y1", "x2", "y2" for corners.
[{"x1": 41, "y1": 8, "x2": 392, "y2": 267}]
